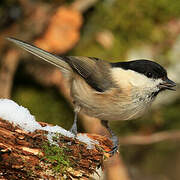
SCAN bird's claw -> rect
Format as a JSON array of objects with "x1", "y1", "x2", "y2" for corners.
[
  {"x1": 108, "y1": 147, "x2": 119, "y2": 155},
  {"x1": 107, "y1": 135, "x2": 119, "y2": 155},
  {"x1": 69, "y1": 124, "x2": 77, "y2": 135}
]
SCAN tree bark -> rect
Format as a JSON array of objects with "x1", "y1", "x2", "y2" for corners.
[{"x1": 0, "y1": 118, "x2": 114, "y2": 180}]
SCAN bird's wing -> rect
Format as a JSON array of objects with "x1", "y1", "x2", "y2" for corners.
[{"x1": 62, "y1": 56, "x2": 116, "y2": 92}]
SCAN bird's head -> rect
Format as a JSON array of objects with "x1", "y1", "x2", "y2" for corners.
[{"x1": 111, "y1": 59, "x2": 176, "y2": 98}]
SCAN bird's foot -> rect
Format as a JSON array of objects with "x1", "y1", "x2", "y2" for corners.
[
  {"x1": 69, "y1": 111, "x2": 78, "y2": 135},
  {"x1": 100, "y1": 120, "x2": 119, "y2": 155},
  {"x1": 107, "y1": 134, "x2": 119, "y2": 155},
  {"x1": 108, "y1": 145, "x2": 119, "y2": 155},
  {"x1": 69, "y1": 123, "x2": 77, "y2": 135}
]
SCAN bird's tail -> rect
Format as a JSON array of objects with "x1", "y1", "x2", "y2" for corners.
[{"x1": 6, "y1": 37, "x2": 72, "y2": 74}]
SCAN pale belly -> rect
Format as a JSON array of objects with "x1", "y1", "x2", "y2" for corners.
[
  {"x1": 70, "y1": 75, "x2": 155, "y2": 121},
  {"x1": 79, "y1": 99, "x2": 151, "y2": 121},
  {"x1": 71, "y1": 79, "x2": 153, "y2": 121}
]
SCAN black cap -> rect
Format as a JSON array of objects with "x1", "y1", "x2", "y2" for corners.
[{"x1": 111, "y1": 59, "x2": 167, "y2": 79}]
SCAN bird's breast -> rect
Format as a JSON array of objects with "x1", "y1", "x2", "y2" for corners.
[{"x1": 71, "y1": 76, "x2": 153, "y2": 121}]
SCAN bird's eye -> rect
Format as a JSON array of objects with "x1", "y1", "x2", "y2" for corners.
[{"x1": 147, "y1": 72, "x2": 152, "y2": 78}]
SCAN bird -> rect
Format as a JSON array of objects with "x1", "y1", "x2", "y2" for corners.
[{"x1": 7, "y1": 37, "x2": 176, "y2": 154}]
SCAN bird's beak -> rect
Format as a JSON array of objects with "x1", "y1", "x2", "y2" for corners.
[{"x1": 159, "y1": 78, "x2": 176, "y2": 91}]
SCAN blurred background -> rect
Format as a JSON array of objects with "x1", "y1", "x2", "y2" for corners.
[{"x1": 0, "y1": 0, "x2": 180, "y2": 179}]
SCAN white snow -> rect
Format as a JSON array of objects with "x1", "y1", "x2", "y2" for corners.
[
  {"x1": 0, "y1": 99, "x2": 98, "y2": 149},
  {"x1": 43, "y1": 125, "x2": 74, "y2": 138},
  {"x1": 0, "y1": 99, "x2": 41, "y2": 132},
  {"x1": 77, "y1": 133, "x2": 99, "y2": 149}
]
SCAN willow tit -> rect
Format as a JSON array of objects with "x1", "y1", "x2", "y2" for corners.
[{"x1": 7, "y1": 37, "x2": 176, "y2": 153}]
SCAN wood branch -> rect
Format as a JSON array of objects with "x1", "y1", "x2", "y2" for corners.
[
  {"x1": 119, "y1": 130, "x2": 180, "y2": 145},
  {"x1": 0, "y1": 49, "x2": 20, "y2": 98},
  {"x1": 0, "y1": 118, "x2": 114, "y2": 179},
  {"x1": 104, "y1": 153, "x2": 130, "y2": 180}
]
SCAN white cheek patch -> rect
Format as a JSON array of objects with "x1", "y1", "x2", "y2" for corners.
[
  {"x1": 111, "y1": 68, "x2": 132, "y2": 88},
  {"x1": 129, "y1": 71, "x2": 150, "y2": 87},
  {"x1": 128, "y1": 70, "x2": 163, "y2": 89},
  {"x1": 111, "y1": 68, "x2": 163, "y2": 90}
]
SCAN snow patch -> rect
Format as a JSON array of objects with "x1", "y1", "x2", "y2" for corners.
[
  {"x1": 0, "y1": 99, "x2": 41, "y2": 132},
  {"x1": 43, "y1": 125, "x2": 74, "y2": 138},
  {"x1": 0, "y1": 99, "x2": 98, "y2": 149},
  {"x1": 77, "y1": 134, "x2": 99, "y2": 149}
]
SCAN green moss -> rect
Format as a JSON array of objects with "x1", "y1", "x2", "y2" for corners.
[{"x1": 41, "y1": 139, "x2": 70, "y2": 174}]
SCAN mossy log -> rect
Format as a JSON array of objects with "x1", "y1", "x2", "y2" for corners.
[{"x1": 0, "y1": 118, "x2": 113, "y2": 179}]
